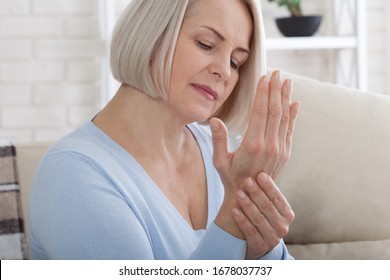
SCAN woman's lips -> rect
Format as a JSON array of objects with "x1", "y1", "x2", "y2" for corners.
[{"x1": 192, "y1": 84, "x2": 219, "y2": 101}]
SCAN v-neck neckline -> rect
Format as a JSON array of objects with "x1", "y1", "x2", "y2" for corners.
[{"x1": 85, "y1": 121, "x2": 219, "y2": 234}]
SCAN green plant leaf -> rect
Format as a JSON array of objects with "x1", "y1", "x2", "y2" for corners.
[{"x1": 267, "y1": 0, "x2": 302, "y2": 17}]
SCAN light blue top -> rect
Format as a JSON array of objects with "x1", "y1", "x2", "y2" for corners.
[{"x1": 28, "y1": 121, "x2": 292, "y2": 260}]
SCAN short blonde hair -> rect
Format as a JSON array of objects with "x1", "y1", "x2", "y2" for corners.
[{"x1": 110, "y1": 0, "x2": 266, "y2": 135}]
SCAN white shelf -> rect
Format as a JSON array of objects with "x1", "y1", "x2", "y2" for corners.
[
  {"x1": 265, "y1": 0, "x2": 367, "y2": 90},
  {"x1": 267, "y1": 36, "x2": 357, "y2": 50}
]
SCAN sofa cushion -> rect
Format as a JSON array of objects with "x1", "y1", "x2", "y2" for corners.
[
  {"x1": 287, "y1": 239, "x2": 390, "y2": 260},
  {"x1": 277, "y1": 73, "x2": 390, "y2": 245}
]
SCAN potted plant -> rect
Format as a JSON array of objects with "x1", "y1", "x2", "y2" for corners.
[{"x1": 267, "y1": 0, "x2": 322, "y2": 37}]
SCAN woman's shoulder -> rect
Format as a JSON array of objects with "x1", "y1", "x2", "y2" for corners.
[
  {"x1": 40, "y1": 121, "x2": 121, "y2": 171},
  {"x1": 32, "y1": 121, "x2": 135, "y2": 192},
  {"x1": 45, "y1": 121, "x2": 111, "y2": 156}
]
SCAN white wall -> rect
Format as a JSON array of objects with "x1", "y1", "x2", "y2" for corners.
[
  {"x1": 367, "y1": 0, "x2": 387, "y2": 93},
  {"x1": 0, "y1": 0, "x2": 103, "y2": 142},
  {"x1": 0, "y1": 0, "x2": 388, "y2": 143}
]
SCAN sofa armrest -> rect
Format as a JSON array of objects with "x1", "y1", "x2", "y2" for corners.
[{"x1": 16, "y1": 142, "x2": 52, "y2": 236}]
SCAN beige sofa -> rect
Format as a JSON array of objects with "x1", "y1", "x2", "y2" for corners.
[{"x1": 15, "y1": 72, "x2": 390, "y2": 259}]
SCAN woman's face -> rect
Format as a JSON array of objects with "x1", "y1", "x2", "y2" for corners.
[{"x1": 168, "y1": 0, "x2": 252, "y2": 124}]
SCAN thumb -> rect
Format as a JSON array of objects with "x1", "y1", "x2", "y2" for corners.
[{"x1": 210, "y1": 118, "x2": 229, "y2": 171}]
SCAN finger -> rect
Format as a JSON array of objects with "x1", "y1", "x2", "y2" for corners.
[
  {"x1": 243, "y1": 178, "x2": 289, "y2": 238},
  {"x1": 264, "y1": 70, "x2": 283, "y2": 145},
  {"x1": 270, "y1": 79, "x2": 293, "y2": 179},
  {"x1": 242, "y1": 75, "x2": 269, "y2": 144},
  {"x1": 273, "y1": 100, "x2": 299, "y2": 179},
  {"x1": 210, "y1": 118, "x2": 229, "y2": 172},
  {"x1": 232, "y1": 207, "x2": 265, "y2": 241},
  {"x1": 244, "y1": 178, "x2": 280, "y2": 218},
  {"x1": 278, "y1": 79, "x2": 293, "y2": 146},
  {"x1": 231, "y1": 208, "x2": 269, "y2": 259},
  {"x1": 236, "y1": 189, "x2": 281, "y2": 247},
  {"x1": 285, "y1": 101, "x2": 300, "y2": 156},
  {"x1": 256, "y1": 173, "x2": 295, "y2": 224}
]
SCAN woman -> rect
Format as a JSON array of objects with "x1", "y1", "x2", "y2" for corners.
[{"x1": 29, "y1": 0, "x2": 300, "y2": 260}]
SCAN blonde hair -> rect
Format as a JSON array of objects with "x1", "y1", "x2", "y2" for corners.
[{"x1": 110, "y1": 0, "x2": 266, "y2": 135}]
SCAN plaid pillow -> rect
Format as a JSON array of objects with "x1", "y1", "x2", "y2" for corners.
[{"x1": 0, "y1": 139, "x2": 28, "y2": 259}]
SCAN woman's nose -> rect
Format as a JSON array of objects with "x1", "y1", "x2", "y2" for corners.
[{"x1": 209, "y1": 55, "x2": 231, "y2": 81}]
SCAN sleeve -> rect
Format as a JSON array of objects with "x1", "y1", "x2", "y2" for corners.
[
  {"x1": 190, "y1": 227, "x2": 293, "y2": 260},
  {"x1": 259, "y1": 239, "x2": 294, "y2": 260},
  {"x1": 29, "y1": 152, "x2": 155, "y2": 260},
  {"x1": 189, "y1": 222, "x2": 247, "y2": 259},
  {"x1": 191, "y1": 227, "x2": 293, "y2": 260}
]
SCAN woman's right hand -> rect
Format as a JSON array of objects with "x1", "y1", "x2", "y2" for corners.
[
  {"x1": 212, "y1": 70, "x2": 299, "y2": 238},
  {"x1": 211, "y1": 70, "x2": 300, "y2": 187}
]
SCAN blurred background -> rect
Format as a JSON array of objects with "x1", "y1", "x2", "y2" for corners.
[{"x1": 0, "y1": 0, "x2": 387, "y2": 143}]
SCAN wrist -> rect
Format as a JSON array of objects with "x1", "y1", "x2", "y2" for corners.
[{"x1": 215, "y1": 196, "x2": 244, "y2": 239}]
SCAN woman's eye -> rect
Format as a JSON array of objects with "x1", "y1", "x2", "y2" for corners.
[
  {"x1": 197, "y1": 41, "x2": 212, "y2": 50},
  {"x1": 231, "y1": 60, "x2": 239, "y2": 70}
]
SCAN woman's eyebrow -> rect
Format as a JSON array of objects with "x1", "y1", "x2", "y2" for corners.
[
  {"x1": 200, "y1": 26, "x2": 250, "y2": 54},
  {"x1": 201, "y1": 26, "x2": 225, "y2": 41}
]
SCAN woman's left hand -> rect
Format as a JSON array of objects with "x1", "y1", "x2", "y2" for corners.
[{"x1": 232, "y1": 172, "x2": 294, "y2": 260}]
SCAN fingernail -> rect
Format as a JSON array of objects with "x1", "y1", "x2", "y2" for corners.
[
  {"x1": 292, "y1": 102, "x2": 301, "y2": 117},
  {"x1": 258, "y1": 173, "x2": 267, "y2": 183},
  {"x1": 237, "y1": 190, "x2": 246, "y2": 200},
  {"x1": 261, "y1": 75, "x2": 268, "y2": 85},
  {"x1": 232, "y1": 208, "x2": 240, "y2": 216},
  {"x1": 296, "y1": 102, "x2": 301, "y2": 114},
  {"x1": 245, "y1": 178, "x2": 254, "y2": 189},
  {"x1": 285, "y1": 79, "x2": 293, "y2": 90},
  {"x1": 273, "y1": 70, "x2": 281, "y2": 82}
]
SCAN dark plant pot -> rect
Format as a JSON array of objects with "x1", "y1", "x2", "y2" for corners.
[{"x1": 275, "y1": 15, "x2": 322, "y2": 37}]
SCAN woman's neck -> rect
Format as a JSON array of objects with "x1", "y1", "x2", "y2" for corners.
[{"x1": 92, "y1": 84, "x2": 192, "y2": 160}]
